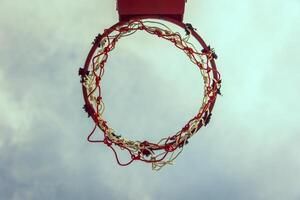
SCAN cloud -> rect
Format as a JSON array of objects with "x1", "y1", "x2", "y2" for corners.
[{"x1": 0, "y1": 0, "x2": 300, "y2": 199}]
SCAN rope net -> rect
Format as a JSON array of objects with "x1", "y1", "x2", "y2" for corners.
[{"x1": 81, "y1": 19, "x2": 221, "y2": 170}]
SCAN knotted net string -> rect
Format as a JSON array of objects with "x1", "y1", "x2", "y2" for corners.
[{"x1": 82, "y1": 20, "x2": 221, "y2": 170}]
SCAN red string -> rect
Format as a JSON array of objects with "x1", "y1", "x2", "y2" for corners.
[{"x1": 84, "y1": 20, "x2": 222, "y2": 168}]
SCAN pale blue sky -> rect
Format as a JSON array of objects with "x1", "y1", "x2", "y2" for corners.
[{"x1": 0, "y1": 0, "x2": 300, "y2": 200}]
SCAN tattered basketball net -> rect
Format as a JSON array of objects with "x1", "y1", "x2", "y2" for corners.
[{"x1": 79, "y1": 19, "x2": 221, "y2": 170}]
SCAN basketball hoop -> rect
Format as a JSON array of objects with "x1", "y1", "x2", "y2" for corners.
[{"x1": 79, "y1": 0, "x2": 221, "y2": 170}]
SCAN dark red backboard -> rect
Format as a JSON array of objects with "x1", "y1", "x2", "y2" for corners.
[{"x1": 117, "y1": 0, "x2": 186, "y2": 22}]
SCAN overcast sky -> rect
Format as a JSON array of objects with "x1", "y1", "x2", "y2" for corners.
[{"x1": 0, "y1": 0, "x2": 300, "y2": 199}]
